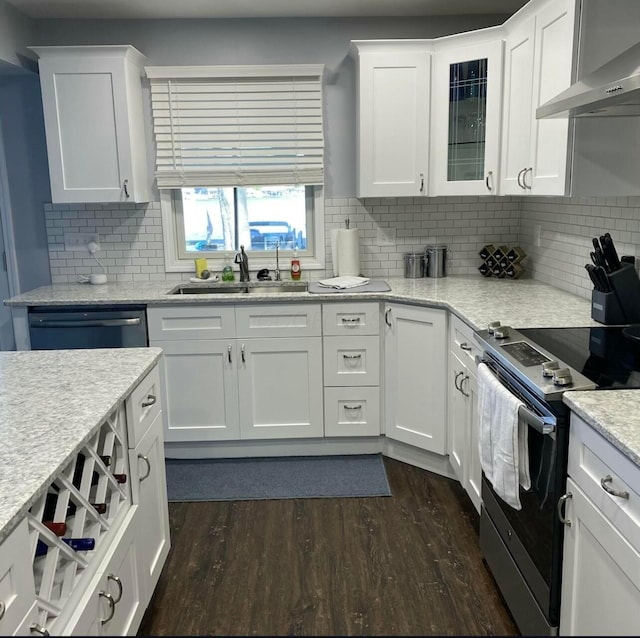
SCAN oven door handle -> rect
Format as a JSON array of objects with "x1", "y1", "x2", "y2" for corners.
[{"x1": 518, "y1": 405, "x2": 556, "y2": 435}]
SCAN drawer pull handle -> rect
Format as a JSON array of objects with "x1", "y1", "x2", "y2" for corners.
[
  {"x1": 30, "y1": 624, "x2": 49, "y2": 637},
  {"x1": 600, "y1": 475, "x2": 629, "y2": 499},
  {"x1": 141, "y1": 394, "x2": 156, "y2": 408},
  {"x1": 342, "y1": 317, "x2": 361, "y2": 323},
  {"x1": 557, "y1": 492, "x2": 572, "y2": 526},
  {"x1": 138, "y1": 454, "x2": 151, "y2": 481},
  {"x1": 344, "y1": 404, "x2": 362, "y2": 410},
  {"x1": 99, "y1": 592, "x2": 116, "y2": 624},
  {"x1": 459, "y1": 342, "x2": 472, "y2": 351},
  {"x1": 343, "y1": 353, "x2": 362, "y2": 360},
  {"x1": 107, "y1": 573, "x2": 123, "y2": 603}
]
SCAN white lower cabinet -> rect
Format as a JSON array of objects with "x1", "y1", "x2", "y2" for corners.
[
  {"x1": 148, "y1": 304, "x2": 323, "y2": 441},
  {"x1": 560, "y1": 414, "x2": 640, "y2": 636},
  {"x1": 322, "y1": 302, "x2": 381, "y2": 438},
  {"x1": 447, "y1": 315, "x2": 482, "y2": 512},
  {"x1": 383, "y1": 303, "x2": 447, "y2": 454},
  {"x1": 238, "y1": 337, "x2": 324, "y2": 439}
]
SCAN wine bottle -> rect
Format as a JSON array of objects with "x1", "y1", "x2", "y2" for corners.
[
  {"x1": 91, "y1": 471, "x2": 126, "y2": 485},
  {"x1": 67, "y1": 501, "x2": 107, "y2": 516},
  {"x1": 72, "y1": 454, "x2": 86, "y2": 489},
  {"x1": 43, "y1": 521, "x2": 67, "y2": 536},
  {"x1": 63, "y1": 537, "x2": 95, "y2": 551}
]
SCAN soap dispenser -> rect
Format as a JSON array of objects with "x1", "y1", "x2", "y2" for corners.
[{"x1": 291, "y1": 246, "x2": 301, "y2": 280}]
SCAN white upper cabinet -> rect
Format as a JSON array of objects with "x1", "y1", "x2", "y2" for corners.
[
  {"x1": 430, "y1": 35, "x2": 504, "y2": 196},
  {"x1": 30, "y1": 45, "x2": 150, "y2": 204},
  {"x1": 351, "y1": 42, "x2": 431, "y2": 198},
  {"x1": 500, "y1": 0, "x2": 577, "y2": 195}
]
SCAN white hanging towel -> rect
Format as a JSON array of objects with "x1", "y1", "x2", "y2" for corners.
[{"x1": 477, "y1": 363, "x2": 531, "y2": 510}]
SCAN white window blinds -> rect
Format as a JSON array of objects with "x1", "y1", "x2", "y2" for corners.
[{"x1": 145, "y1": 64, "x2": 325, "y2": 189}]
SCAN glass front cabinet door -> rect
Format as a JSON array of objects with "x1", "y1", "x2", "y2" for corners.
[{"x1": 431, "y1": 38, "x2": 503, "y2": 195}]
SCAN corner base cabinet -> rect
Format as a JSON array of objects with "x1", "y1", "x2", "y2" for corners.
[
  {"x1": 30, "y1": 45, "x2": 150, "y2": 204},
  {"x1": 383, "y1": 303, "x2": 447, "y2": 454}
]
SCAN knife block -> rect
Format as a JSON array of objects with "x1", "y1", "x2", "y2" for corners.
[
  {"x1": 591, "y1": 263, "x2": 640, "y2": 324},
  {"x1": 591, "y1": 290, "x2": 626, "y2": 325}
]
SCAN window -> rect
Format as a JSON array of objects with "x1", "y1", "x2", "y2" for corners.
[{"x1": 147, "y1": 63, "x2": 325, "y2": 271}]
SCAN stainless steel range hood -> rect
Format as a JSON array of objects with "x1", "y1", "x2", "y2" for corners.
[{"x1": 537, "y1": 41, "x2": 640, "y2": 118}]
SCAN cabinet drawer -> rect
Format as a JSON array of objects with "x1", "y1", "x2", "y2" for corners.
[
  {"x1": 449, "y1": 313, "x2": 480, "y2": 370},
  {"x1": 147, "y1": 305, "x2": 236, "y2": 341},
  {"x1": 323, "y1": 336, "x2": 380, "y2": 386},
  {"x1": 324, "y1": 387, "x2": 380, "y2": 437},
  {"x1": 0, "y1": 520, "x2": 36, "y2": 636},
  {"x1": 235, "y1": 304, "x2": 321, "y2": 338},
  {"x1": 568, "y1": 414, "x2": 640, "y2": 552},
  {"x1": 322, "y1": 302, "x2": 380, "y2": 336},
  {"x1": 126, "y1": 365, "x2": 161, "y2": 449}
]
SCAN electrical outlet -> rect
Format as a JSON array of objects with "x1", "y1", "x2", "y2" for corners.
[
  {"x1": 64, "y1": 232, "x2": 98, "y2": 252},
  {"x1": 376, "y1": 226, "x2": 396, "y2": 246}
]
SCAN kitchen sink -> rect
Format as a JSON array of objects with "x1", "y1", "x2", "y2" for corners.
[{"x1": 169, "y1": 282, "x2": 308, "y2": 295}]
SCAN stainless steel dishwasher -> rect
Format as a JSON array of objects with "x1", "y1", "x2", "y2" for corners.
[{"x1": 28, "y1": 306, "x2": 148, "y2": 349}]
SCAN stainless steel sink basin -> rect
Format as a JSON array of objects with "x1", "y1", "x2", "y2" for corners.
[{"x1": 169, "y1": 282, "x2": 308, "y2": 295}]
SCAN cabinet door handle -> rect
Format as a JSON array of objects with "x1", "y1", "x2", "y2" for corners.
[
  {"x1": 557, "y1": 492, "x2": 573, "y2": 526},
  {"x1": 30, "y1": 625, "x2": 49, "y2": 637},
  {"x1": 241, "y1": 343, "x2": 246, "y2": 363},
  {"x1": 385, "y1": 308, "x2": 392, "y2": 327},
  {"x1": 454, "y1": 371, "x2": 464, "y2": 392},
  {"x1": 141, "y1": 394, "x2": 156, "y2": 408},
  {"x1": 341, "y1": 317, "x2": 361, "y2": 323},
  {"x1": 343, "y1": 353, "x2": 362, "y2": 360},
  {"x1": 517, "y1": 168, "x2": 526, "y2": 190},
  {"x1": 344, "y1": 404, "x2": 362, "y2": 410},
  {"x1": 228, "y1": 345, "x2": 232, "y2": 363},
  {"x1": 460, "y1": 374, "x2": 470, "y2": 397},
  {"x1": 523, "y1": 167, "x2": 533, "y2": 190},
  {"x1": 459, "y1": 342, "x2": 472, "y2": 352},
  {"x1": 138, "y1": 454, "x2": 151, "y2": 482},
  {"x1": 99, "y1": 591, "x2": 116, "y2": 624},
  {"x1": 419, "y1": 172, "x2": 425, "y2": 193},
  {"x1": 485, "y1": 170, "x2": 493, "y2": 192},
  {"x1": 600, "y1": 475, "x2": 629, "y2": 499},
  {"x1": 123, "y1": 179, "x2": 130, "y2": 198},
  {"x1": 107, "y1": 573, "x2": 123, "y2": 603}
]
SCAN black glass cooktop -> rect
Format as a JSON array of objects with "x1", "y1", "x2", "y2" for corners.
[{"x1": 518, "y1": 326, "x2": 640, "y2": 390}]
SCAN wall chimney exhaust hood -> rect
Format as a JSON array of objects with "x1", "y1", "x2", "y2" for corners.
[{"x1": 537, "y1": 41, "x2": 640, "y2": 119}]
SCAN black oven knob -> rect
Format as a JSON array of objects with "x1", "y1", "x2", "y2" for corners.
[
  {"x1": 494, "y1": 326, "x2": 511, "y2": 339},
  {"x1": 553, "y1": 368, "x2": 573, "y2": 386},
  {"x1": 542, "y1": 360, "x2": 560, "y2": 377},
  {"x1": 487, "y1": 321, "x2": 501, "y2": 334}
]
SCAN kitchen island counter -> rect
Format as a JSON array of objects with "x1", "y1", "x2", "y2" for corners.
[{"x1": 0, "y1": 347, "x2": 163, "y2": 543}]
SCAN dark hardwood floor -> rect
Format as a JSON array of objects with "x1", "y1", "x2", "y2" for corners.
[{"x1": 139, "y1": 457, "x2": 518, "y2": 636}]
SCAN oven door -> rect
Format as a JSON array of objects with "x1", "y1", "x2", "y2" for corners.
[{"x1": 479, "y1": 355, "x2": 569, "y2": 635}]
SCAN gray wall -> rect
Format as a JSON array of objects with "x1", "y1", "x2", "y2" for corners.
[
  {"x1": 34, "y1": 15, "x2": 510, "y2": 198},
  {"x1": 0, "y1": 72, "x2": 52, "y2": 292},
  {"x1": 0, "y1": 0, "x2": 35, "y2": 69}
]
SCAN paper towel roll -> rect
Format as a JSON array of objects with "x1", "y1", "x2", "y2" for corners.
[{"x1": 336, "y1": 228, "x2": 360, "y2": 277}]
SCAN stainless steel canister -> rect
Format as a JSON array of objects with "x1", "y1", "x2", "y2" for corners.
[
  {"x1": 425, "y1": 244, "x2": 447, "y2": 278},
  {"x1": 404, "y1": 252, "x2": 426, "y2": 278}
]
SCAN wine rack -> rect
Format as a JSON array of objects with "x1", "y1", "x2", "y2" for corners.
[
  {"x1": 478, "y1": 244, "x2": 526, "y2": 278},
  {"x1": 25, "y1": 404, "x2": 131, "y2": 631}
]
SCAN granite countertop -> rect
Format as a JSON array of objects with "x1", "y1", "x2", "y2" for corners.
[
  {"x1": 3, "y1": 275, "x2": 599, "y2": 330},
  {"x1": 0, "y1": 347, "x2": 162, "y2": 543},
  {"x1": 563, "y1": 391, "x2": 640, "y2": 467}
]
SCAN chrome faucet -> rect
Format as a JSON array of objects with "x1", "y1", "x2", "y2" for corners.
[
  {"x1": 234, "y1": 245, "x2": 250, "y2": 281},
  {"x1": 274, "y1": 241, "x2": 281, "y2": 281}
]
